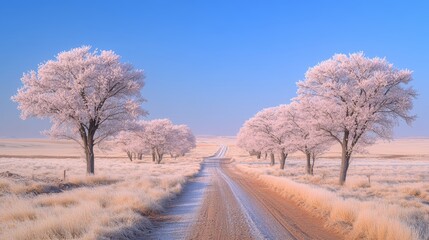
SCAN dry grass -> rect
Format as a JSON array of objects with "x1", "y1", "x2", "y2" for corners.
[
  {"x1": 228, "y1": 138, "x2": 429, "y2": 240},
  {"x1": 0, "y1": 137, "x2": 220, "y2": 239}
]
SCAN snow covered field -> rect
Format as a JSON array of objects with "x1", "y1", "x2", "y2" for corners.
[
  {"x1": 228, "y1": 138, "x2": 429, "y2": 240},
  {"x1": 0, "y1": 138, "x2": 219, "y2": 239}
]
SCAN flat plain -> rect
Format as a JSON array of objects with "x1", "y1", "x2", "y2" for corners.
[
  {"x1": 0, "y1": 138, "x2": 218, "y2": 239},
  {"x1": 0, "y1": 137, "x2": 428, "y2": 239}
]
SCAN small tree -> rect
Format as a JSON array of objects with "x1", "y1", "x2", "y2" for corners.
[
  {"x1": 12, "y1": 46, "x2": 145, "y2": 174},
  {"x1": 168, "y1": 125, "x2": 196, "y2": 158},
  {"x1": 237, "y1": 121, "x2": 271, "y2": 162},
  {"x1": 115, "y1": 130, "x2": 147, "y2": 161},
  {"x1": 297, "y1": 52, "x2": 416, "y2": 184},
  {"x1": 135, "y1": 119, "x2": 196, "y2": 164},
  {"x1": 246, "y1": 106, "x2": 292, "y2": 169},
  {"x1": 138, "y1": 119, "x2": 173, "y2": 164},
  {"x1": 282, "y1": 101, "x2": 333, "y2": 175}
]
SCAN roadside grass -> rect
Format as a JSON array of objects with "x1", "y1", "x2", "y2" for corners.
[
  {"x1": 229, "y1": 142, "x2": 429, "y2": 240},
  {"x1": 0, "y1": 139, "x2": 219, "y2": 239}
]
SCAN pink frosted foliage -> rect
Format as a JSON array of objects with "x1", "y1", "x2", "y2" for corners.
[
  {"x1": 114, "y1": 129, "x2": 148, "y2": 157},
  {"x1": 237, "y1": 52, "x2": 415, "y2": 180},
  {"x1": 238, "y1": 106, "x2": 292, "y2": 155},
  {"x1": 237, "y1": 116, "x2": 270, "y2": 155},
  {"x1": 131, "y1": 119, "x2": 196, "y2": 163},
  {"x1": 238, "y1": 103, "x2": 330, "y2": 157},
  {"x1": 277, "y1": 101, "x2": 333, "y2": 157},
  {"x1": 169, "y1": 124, "x2": 197, "y2": 157},
  {"x1": 12, "y1": 46, "x2": 145, "y2": 146},
  {"x1": 296, "y1": 52, "x2": 416, "y2": 156}
]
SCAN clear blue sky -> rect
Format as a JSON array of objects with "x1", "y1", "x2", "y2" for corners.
[{"x1": 0, "y1": 1, "x2": 428, "y2": 137}]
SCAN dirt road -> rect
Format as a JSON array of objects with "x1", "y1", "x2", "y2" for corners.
[{"x1": 149, "y1": 146, "x2": 342, "y2": 240}]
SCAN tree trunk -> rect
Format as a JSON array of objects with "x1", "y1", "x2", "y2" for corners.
[
  {"x1": 256, "y1": 151, "x2": 261, "y2": 159},
  {"x1": 339, "y1": 131, "x2": 351, "y2": 185},
  {"x1": 270, "y1": 152, "x2": 275, "y2": 166},
  {"x1": 156, "y1": 152, "x2": 163, "y2": 164},
  {"x1": 310, "y1": 153, "x2": 316, "y2": 175},
  {"x1": 79, "y1": 121, "x2": 97, "y2": 175},
  {"x1": 305, "y1": 151, "x2": 311, "y2": 175},
  {"x1": 154, "y1": 148, "x2": 162, "y2": 164},
  {"x1": 339, "y1": 149, "x2": 350, "y2": 185},
  {"x1": 85, "y1": 133, "x2": 95, "y2": 175},
  {"x1": 138, "y1": 153, "x2": 142, "y2": 160},
  {"x1": 264, "y1": 152, "x2": 268, "y2": 160},
  {"x1": 279, "y1": 151, "x2": 288, "y2": 170},
  {"x1": 152, "y1": 150, "x2": 156, "y2": 162},
  {"x1": 126, "y1": 151, "x2": 133, "y2": 161}
]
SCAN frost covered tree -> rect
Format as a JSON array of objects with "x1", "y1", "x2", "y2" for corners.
[
  {"x1": 245, "y1": 106, "x2": 292, "y2": 169},
  {"x1": 136, "y1": 119, "x2": 196, "y2": 164},
  {"x1": 238, "y1": 102, "x2": 331, "y2": 171},
  {"x1": 12, "y1": 46, "x2": 145, "y2": 174},
  {"x1": 281, "y1": 101, "x2": 333, "y2": 175},
  {"x1": 237, "y1": 120, "x2": 271, "y2": 162},
  {"x1": 297, "y1": 53, "x2": 416, "y2": 184},
  {"x1": 168, "y1": 125, "x2": 196, "y2": 158},
  {"x1": 137, "y1": 119, "x2": 174, "y2": 163},
  {"x1": 115, "y1": 130, "x2": 147, "y2": 161}
]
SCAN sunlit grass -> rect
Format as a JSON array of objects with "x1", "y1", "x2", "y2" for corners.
[
  {"x1": 229, "y1": 141, "x2": 429, "y2": 240},
  {"x1": 0, "y1": 138, "x2": 219, "y2": 239}
]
